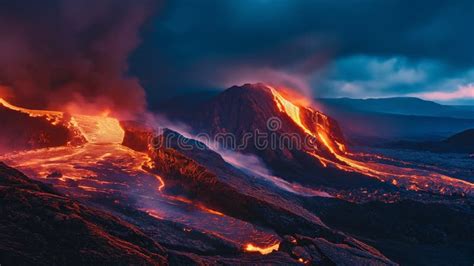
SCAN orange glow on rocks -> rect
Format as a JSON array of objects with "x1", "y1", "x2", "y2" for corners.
[
  {"x1": 165, "y1": 195, "x2": 225, "y2": 216},
  {"x1": 70, "y1": 115, "x2": 125, "y2": 144},
  {"x1": 1, "y1": 97, "x2": 125, "y2": 144},
  {"x1": 270, "y1": 86, "x2": 313, "y2": 137},
  {"x1": 0, "y1": 97, "x2": 63, "y2": 125},
  {"x1": 0, "y1": 97, "x2": 163, "y2": 190},
  {"x1": 267, "y1": 85, "x2": 474, "y2": 196}
]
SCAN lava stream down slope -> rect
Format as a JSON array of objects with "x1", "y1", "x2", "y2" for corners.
[
  {"x1": 0, "y1": 98, "x2": 281, "y2": 254},
  {"x1": 268, "y1": 86, "x2": 474, "y2": 196}
]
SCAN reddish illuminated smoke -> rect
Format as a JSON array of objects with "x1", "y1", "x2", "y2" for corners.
[{"x1": 0, "y1": 0, "x2": 155, "y2": 118}]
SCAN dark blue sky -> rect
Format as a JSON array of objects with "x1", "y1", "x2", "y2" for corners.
[
  {"x1": 131, "y1": 0, "x2": 474, "y2": 104},
  {"x1": 0, "y1": 0, "x2": 473, "y2": 111}
]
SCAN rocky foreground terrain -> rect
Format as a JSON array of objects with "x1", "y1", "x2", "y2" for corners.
[{"x1": 1, "y1": 84, "x2": 473, "y2": 265}]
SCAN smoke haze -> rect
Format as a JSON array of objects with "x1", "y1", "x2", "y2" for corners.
[{"x1": 0, "y1": 0, "x2": 156, "y2": 117}]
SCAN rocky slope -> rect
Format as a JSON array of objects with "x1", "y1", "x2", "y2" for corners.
[
  {"x1": 178, "y1": 83, "x2": 385, "y2": 190},
  {"x1": 121, "y1": 125, "x2": 396, "y2": 265},
  {"x1": 0, "y1": 104, "x2": 74, "y2": 153},
  {"x1": 0, "y1": 162, "x2": 168, "y2": 265},
  {"x1": 0, "y1": 140, "x2": 395, "y2": 265},
  {"x1": 2, "y1": 85, "x2": 472, "y2": 265}
]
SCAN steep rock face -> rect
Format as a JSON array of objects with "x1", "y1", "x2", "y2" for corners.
[
  {"x1": 148, "y1": 131, "x2": 329, "y2": 237},
  {"x1": 183, "y1": 83, "x2": 383, "y2": 189},
  {"x1": 0, "y1": 105, "x2": 75, "y2": 153},
  {"x1": 2, "y1": 123, "x2": 396, "y2": 265},
  {"x1": 194, "y1": 83, "x2": 344, "y2": 150},
  {"x1": 123, "y1": 129, "x2": 395, "y2": 265},
  {"x1": 120, "y1": 125, "x2": 395, "y2": 264},
  {"x1": 121, "y1": 120, "x2": 156, "y2": 152},
  {"x1": 0, "y1": 162, "x2": 168, "y2": 265}
]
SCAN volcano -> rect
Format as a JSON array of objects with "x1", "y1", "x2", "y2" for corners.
[
  {"x1": 184, "y1": 83, "x2": 389, "y2": 189},
  {"x1": 189, "y1": 84, "x2": 351, "y2": 182},
  {"x1": 1, "y1": 85, "x2": 473, "y2": 265},
  {"x1": 0, "y1": 96, "x2": 398, "y2": 265},
  {"x1": 171, "y1": 83, "x2": 473, "y2": 199}
]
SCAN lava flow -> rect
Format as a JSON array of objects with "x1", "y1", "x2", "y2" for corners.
[
  {"x1": 0, "y1": 97, "x2": 281, "y2": 255},
  {"x1": 70, "y1": 115, "x2": 125, "y2": 144},
  {"x1": 268, "y1": 86, "x2": 474, "y2": 196},
  {"x1": 0, "y1": 97, "x2": 63, "y2": 125},
  {"x1": 245, "y1": 243, "x2": 280, "y2": 255}
]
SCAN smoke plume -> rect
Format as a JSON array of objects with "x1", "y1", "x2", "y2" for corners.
[{"x1": 0, "y1": 0, "x2": 155, "y2": 118}]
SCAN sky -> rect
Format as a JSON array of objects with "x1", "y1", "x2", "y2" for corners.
[
  {"x1": 1, "y1": 0, "x2": 473, "y2": 111},
  {"x1": 130, "y1": 0, "x2": 474, "y2": 105}
]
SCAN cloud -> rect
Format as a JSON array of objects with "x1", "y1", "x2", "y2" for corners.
[
  {"x1": 314, "y1": 55, "x2": 474, "y2": 104},
  {"x1": 130, "y1": 0, "x2": 474, "y2": 102},
  {"x1": 411, "y1": 84, "x2": 474, "y2": 101},
  {"x1": 317, "y1": 56, "x2": 437, "y2": 98},
  {"x1": 0, "y1": 0, "x2": 156, "y2": 118},
  {"x1": 210, "y1": 67, "x2": 314, "y2": 97}
]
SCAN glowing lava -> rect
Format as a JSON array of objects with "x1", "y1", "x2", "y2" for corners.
[
  {"x1": 0, "y1": 97, "x2": 63, "y2": 125},
  {"x1": 270, "y1": 87, "x2": 346, "y2": 155},
  {"x1": 0, "y1": 97, "x2": 282, "y2": 255},
  {"x1": 245, "y1": 242, "x2": 280, "y2": 255},
  {"x1": 1, "y1": 97, "x2": 125, "y2": 144},
  {"x1": 271, "y1": 87, "x2": 314, "y2": 137},
  {"x1": 268, "y1": 86, "x2": 474, "y2": 196},
  {"x1": 0, "y1": 98, "x2": 165, "y2": 193},
  {"x1": 70, "y1": 115, "x2": 125, "y2": 144}
]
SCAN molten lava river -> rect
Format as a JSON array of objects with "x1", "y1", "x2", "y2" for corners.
[
  {"x1": 1, "y1": 92, "x2": 473, "y2": 255},
  {"x1": 269, "y1": 86, "x2": 474, "y2": 197},
  {"x1": 0, "y1": 99, "x2": 280, "y2": 254}
]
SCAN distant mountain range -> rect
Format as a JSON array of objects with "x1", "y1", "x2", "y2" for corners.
[
  {"x1": 161, "y1": 84, "x2": 384, "y2": 189},
  {"x1": 315, "y1": 97, "x2": 474, "y2": 141},
  {"x1": 2, "y1": 85, "x2": 474, "y2": 265},
  {"x1": 157, "y1": 94, "x2": 474, "y2": 142},
  {"x1": 317, "y1": 97, "x2": 474, "y2": 119}
]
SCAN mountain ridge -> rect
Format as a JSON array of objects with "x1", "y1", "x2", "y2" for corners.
[
  {"x1": 180, "y1": 83, "x2": 386, "y2": 190},
  {"x1": 156, "y1": 91, "x2": 474, "y2": 141},
  {"x1": 317, "y1": 96, "x2": 474, "y2": 119}
]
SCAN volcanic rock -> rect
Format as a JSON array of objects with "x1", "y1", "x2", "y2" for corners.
[
  {"x1": 177, "y1": 83, "x2": 388, "y2": 189},
  {"x1": 0, "y1": 162, "x2": 168, "y2": 265},
  {"x1": 0, "y1": 104, "x2": 75, "y2": 153},
  {"x1": 121, "y1": 127, "x2": 396, "y2": 265}
]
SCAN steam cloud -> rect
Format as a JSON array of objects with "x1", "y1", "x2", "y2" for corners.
[{"x1": 0, "y1": 0, "x2": 155, "y2": 117}]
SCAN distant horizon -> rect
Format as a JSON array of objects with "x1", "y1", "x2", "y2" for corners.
[{"x1": 315, "y1": 96, "x2": 474, "y2": 106}]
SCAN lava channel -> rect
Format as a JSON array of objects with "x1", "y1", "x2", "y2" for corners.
[{"x1": 0, "y1": 98, "x2": 281, "y2": 255}]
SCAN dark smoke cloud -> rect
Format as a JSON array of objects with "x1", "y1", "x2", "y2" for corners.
[
  {"x1": 130, "y1": 0, "x2": 474, "y2": 102},
  {"x1": 0, "y1": 0, "x2": 156, "y2": 117}
]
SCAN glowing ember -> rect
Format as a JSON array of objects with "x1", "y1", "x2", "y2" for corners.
[
  {"x1": 335, "y1": 141, "x2": 346, "y2": 153},
  {"x1": 245, "y1": 243, "x2": 280, "y2": 255}
]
